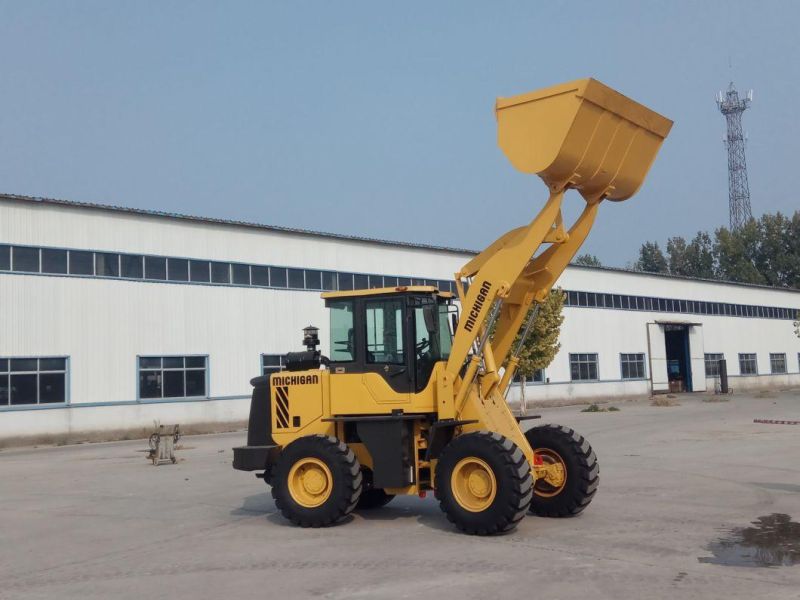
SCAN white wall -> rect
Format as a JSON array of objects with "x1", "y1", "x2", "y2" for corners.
[{"x1": 2, "y1": 197, "x2": 800, "y2": 439}]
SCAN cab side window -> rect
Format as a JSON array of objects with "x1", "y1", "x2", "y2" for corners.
[
  {"x1": 329, "y1": 300, "x2": 355, "y2": 362},
  {"x1": 365, "y1": 299, "x2": 405, "y2": 364}
]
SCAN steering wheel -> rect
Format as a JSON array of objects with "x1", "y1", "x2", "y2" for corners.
[{"x1": 415, "y1": 338, "x2": 430, "y2": 354}]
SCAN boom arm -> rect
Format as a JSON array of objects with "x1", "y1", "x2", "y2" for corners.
[{"x1": 443, "y1": 78, "x2": 672, "y2": 410}]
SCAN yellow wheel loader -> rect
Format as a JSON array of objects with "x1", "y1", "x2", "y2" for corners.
[{"x1": 233, "y1": 79, "x2": 672, "y2": 534}]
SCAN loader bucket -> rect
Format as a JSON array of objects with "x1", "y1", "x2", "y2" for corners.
[{"x1": 496, "y1": 78, "x2": 672, "y2": 201}]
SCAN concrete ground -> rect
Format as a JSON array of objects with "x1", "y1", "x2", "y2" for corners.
[{"x1": 1, "y1": 391, "x2": 799, "y2": 600}]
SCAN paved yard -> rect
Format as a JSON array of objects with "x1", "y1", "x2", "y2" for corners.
[{"x1": 1, "y1": 391, "x2": 799, "y2": 599}]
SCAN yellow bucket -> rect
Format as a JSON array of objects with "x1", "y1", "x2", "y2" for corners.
[{"x1": 496, "y1": 78, "x2": 672, "y2": 201}]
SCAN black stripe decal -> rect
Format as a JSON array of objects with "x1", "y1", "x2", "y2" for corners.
[{"x1": 274, "y1": 387, "x2": 290, "y2": 428}]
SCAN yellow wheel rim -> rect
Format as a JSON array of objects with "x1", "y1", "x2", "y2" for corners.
[
  {"x1": 287, "y1": 457, "x2": 333, "y2": 508},
  {"x1": 450, "y1": 457, "x2": 497, "y2": 512},
  {"x1": 533, "y1": 448, "x2": 567, "y2": 498}
]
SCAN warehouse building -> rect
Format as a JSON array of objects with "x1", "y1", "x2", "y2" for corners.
[{"x1": 1, "y1": 193, "x2": 799, "y2": 441}]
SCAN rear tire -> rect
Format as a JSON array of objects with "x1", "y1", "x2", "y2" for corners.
[
  {"x1": 435, "y1": 432, "x2": 533, "y2": 535},
  {"x1": 525, "y1": 424, "x2": 599, "y2": 517},
  {"x1": 271, "y1": 435, "x2": 362, "y2": 527}
]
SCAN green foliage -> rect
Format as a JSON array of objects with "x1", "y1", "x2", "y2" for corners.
[
  {"x1": 633, "y1": 210, "x2": 800, "y2": 289},
  {"x1": 514, "y1": 288, "x2": 565, "y2": 380},
  {"x1": 634, "y1": 241, "x2": 668, "y2": 273},
  {"x1": 713, "y1": 220, "x2": 765, "y2": 285},
  {"x1": 667, "y1": 232, "x2": 715, "y2": 279},
  {"x1": 574, "y1": 253, "x2": 602, "y2": 267}
]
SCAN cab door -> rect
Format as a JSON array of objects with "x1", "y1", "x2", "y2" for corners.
[{"x1": 362, "y1": 297, "x2": 413, "y2": 394}]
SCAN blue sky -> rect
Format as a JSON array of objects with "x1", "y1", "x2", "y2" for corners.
[{"x1": 1, "y1": 1, "x2": 797, "y2": 265}]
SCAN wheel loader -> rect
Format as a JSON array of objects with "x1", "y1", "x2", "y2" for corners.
[{"x1": 233, "y1": 78, "x2": 672, "y2": 534}]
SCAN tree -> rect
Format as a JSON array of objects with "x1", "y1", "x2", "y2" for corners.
[
  {"x1": 666, "y1": 236, "x2": 689, "y2": 276},
  {"x1": 574, "y1": 254, "x2": 602, "y2": 267},
  {"x1": 713, "y1": 220, "x2": 765, "y2": 285},
  {"x1": 666, "y1": 233, "x2": 715, "y2": 279},
  {"x1": 634, "y1": 242, "x2": 668, "y2": 273},
  {"x1": 685, "y1": 232, "x2": 716, "y2": 279},
  {"x1": 513, "y1": 288, "x2": 565, "y2": 410},
  {"x1": 630, "y1": 210, "x2": 800, "y2": 288}
]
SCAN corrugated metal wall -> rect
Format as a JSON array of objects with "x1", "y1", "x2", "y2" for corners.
[{"x1": 2, "y1": 197, "x2": 799, "y2": 438}]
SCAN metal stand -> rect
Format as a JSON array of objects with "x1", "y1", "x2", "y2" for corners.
[{"x1": 147, "y1": 423, "x2": 180, "y2": 465}]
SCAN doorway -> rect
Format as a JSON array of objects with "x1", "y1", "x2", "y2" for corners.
[{"x1": 664, "y1": 324, "x2": 692, "y2": 392}]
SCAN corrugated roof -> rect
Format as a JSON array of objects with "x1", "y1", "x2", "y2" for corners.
[
  {"x1": 567, "y1": 263, "x2": 800, "y2": 295},
  {"x1": 0, "y1": 192, "x2": 475, "y2": 255},
  {"x1": 2, "y1": 192, "x2": 798, "y2": 295}
]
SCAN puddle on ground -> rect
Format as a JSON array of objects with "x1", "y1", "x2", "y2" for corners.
[{"x1": 699, "y1": 514, "x2": 800, "y2": 567}]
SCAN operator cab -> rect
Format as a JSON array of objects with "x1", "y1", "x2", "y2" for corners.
[{"x1": 322, "y1": 286, "x2": 456, "y2": 393}]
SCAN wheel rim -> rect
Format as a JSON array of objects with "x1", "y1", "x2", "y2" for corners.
[
  {"x1": 533, "y1": 448, "x2": 567, "y2": 498},
  {"x1": 287, "y1": 457, "x2": 333, "y2": 508},
  {"x1": 450, "y1": 457, "x2": 497, "y2": 512}
]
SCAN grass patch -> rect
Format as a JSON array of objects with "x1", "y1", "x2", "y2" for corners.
[
  {"x1": 651, "y1": 396, "x2": 680, "y2": 407},
  {"x1": 581, "y1": 403, "x2": 620, "y2": 413}
]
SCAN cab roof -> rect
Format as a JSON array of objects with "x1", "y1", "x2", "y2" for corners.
[{"x1": 321, "y1": 285, "x2": 455, "y2": 300}]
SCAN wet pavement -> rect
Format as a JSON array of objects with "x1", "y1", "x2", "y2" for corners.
[{"x1": 700, "y1": 513, "x2": 800, "y2": 567}]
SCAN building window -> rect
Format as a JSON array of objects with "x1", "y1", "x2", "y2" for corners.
[
  {"x1": 211, "y1": 262, "x2": 231, "y2": 284},
  {"x1": 270, "y1": 267, "x2": 288, "y2": 288},
  {"x1": 0, "y1": 357, "x2": 68, "y2": 406},
  {"x1": 704, "y1": 353, "x2": 724, "y2": 377},
  {"x1": 261, "y1": 354, "x2": 285, "y2": 376},
  {"x1": 232, "y1": 263, "x2": 251, "y2": 285},
  {"x1": 338, "y1": 272, "x2": 354, "y2": 291},
  {"x1": 321, "y1": 271, "x2": 338, "y2": 291},
  {"x1": 287, "y1": 268, "x2": 305, "y2": 289},
  {"x1": 138, "y1": 356, "x2": 207, "y2": 400},
  {"x1": 189, "y1": 260, "x2": 210, "y2": 283},
  {"x1": 770, "y1": 353, "x2": 787, "y2": 374},
  {"x1": 95, "y1": 252, "x2": 120, "y2": 277},
  {"x1": 304, "y1": 269, "x2": 321, "y2": 290},
  {"x1": 251, "y1": 265, "x2": 269, "y2": 286},
  {"x1": 514, "y1": 369, "x2": 545, "y2": 384},
  {"x1": 42, "y1": 248, "x2": 68, "y2": 274},
  {"x1": 570, "y1": 353, "x2": 599, "y2": 381},
  {"x1": 12, "y1": 246, "x2": 40, "y2": 272},
  {"x1": 167, "y1": 258, "x2": 189, "y2": 281},
  {"x1": 738, "y1": 353, "x2": 758, "y2": 376},
  {"x1": 67, "y1": 250, "x2": 93, "y2": 275},
  {"x1": 620, "y1": 353, "x2": 646, "y2": 379},
  {"x1": 121, "y1": 254, "x2": 144, "y2": 279},
  {"x1": 354, "y1": 274, "x2": 368, "y2": 289},
  {"x1": 0, "y1": 244, "x2": 9, "y2": 270},
  {"x1": 144, "y1": 255, "x2": 166, "y2": 280}
]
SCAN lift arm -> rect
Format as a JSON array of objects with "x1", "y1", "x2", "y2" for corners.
[{"x1": 444, "y1": 79, "x2": 672, "y2": 406}]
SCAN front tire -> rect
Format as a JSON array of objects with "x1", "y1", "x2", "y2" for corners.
[
  {"x1": 435, "y1": 432, "x2": 533, "y2": 535},
  {"x1": 525, "y1": 424, "x2": 599, "y2": 517},
  {"x1": 271, "y1": 435, "x2": 362, "y2": 527}
]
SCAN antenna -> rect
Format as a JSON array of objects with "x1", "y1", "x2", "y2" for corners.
[{"x1": 716, "y1": 82, "x2": 754, "y2": 230}]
